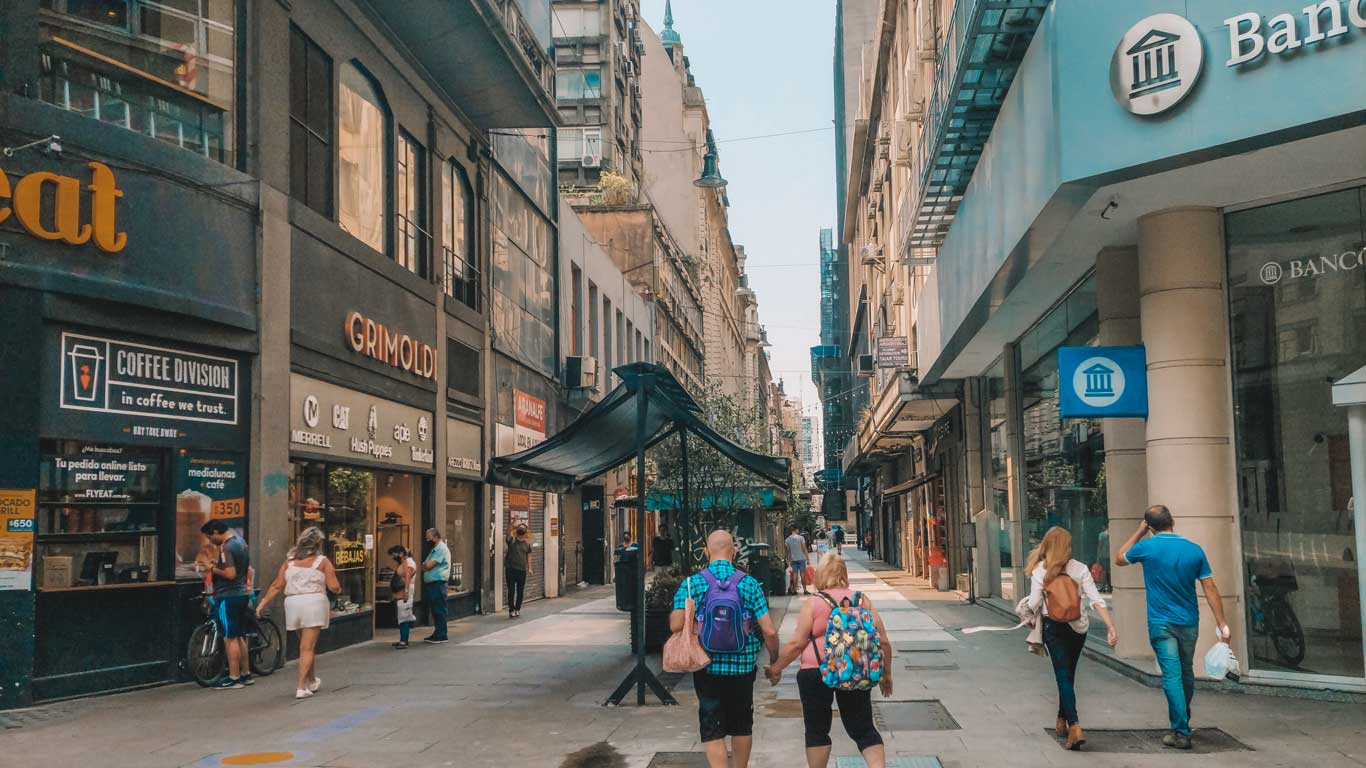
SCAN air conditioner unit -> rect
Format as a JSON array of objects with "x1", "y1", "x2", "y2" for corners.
[
  {"x1": 566, "y1": 355, "x2": 600, "y2": 390},
  {"x1": 581, "y1": 152, "x2": 602, "y2": 168},
  {"x1": 857, "y1": 354, "x2": 876, "y2": 377},
  {"x1": 859, "y1": 244, "x2": 883, "y2": 267},
  {"x1": 894, "y1": 118, "x2": 916, "y2": 168},
  {"x1": 866, "y1": 203, "x2": 878, "y2": 222},
  {"x1": 892, "y1": 282, "x2": 905, "y2": 307}
]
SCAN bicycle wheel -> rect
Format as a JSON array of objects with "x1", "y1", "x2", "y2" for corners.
[
  {"x1": 1268, "y1": 600, "x2": 1306, "y2": 667},
  {"x1": 187, "y1": 623, "x2": 225, "y2": 687},
  {"x1": 249, "y1": 618, "x2": 285, "y2": 676}
]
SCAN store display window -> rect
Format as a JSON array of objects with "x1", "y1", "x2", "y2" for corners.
[
  {"x1": 374, "y1": 471, "x2": 419, "y2": 605},
  {"x1": 445, "y1": 480, "x2": 478, "y2": 596},
  {"x1": 289, "y1": 460, "x2": 374, "y2": 618}
]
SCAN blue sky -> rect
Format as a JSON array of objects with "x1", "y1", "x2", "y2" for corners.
[{"x1": 640, "y1": 0, "x2": 835, "y2": 420}]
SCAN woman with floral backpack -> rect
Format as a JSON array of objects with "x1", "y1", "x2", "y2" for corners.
[{"x1": 767, "y1": 554, "x2": 892, "y2": 768}]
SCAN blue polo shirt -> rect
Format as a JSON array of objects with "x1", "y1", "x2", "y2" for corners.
[{"x1": 1125, "y1": 533, "x2": 1212, "y2": 628}]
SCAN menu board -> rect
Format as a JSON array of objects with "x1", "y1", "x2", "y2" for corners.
[
  {"x1": 39, "y1": 444, "x2": 160, "y2": 504},
  {"x1": 174, "y1": 451, "x2": 246, "y2": 579},
  {"x1": 0, "y1": 489, "x2": 36, "y2": 591}
]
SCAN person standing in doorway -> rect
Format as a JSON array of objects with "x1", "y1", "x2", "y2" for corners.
[
  {"x1": 421, "y1": 528, "x2": 451, "y2": 643},
  {"x1": 387, "y1": 545, "x2": 417, "y2": 648},
  {"x1": 863, "y1": 530, "x2": 874, "y2": 560},
  {"x1": 506, "y1": 523, "x2": 533, "y2": 618},
  {"x1": 670, "y1": 530, "x2": 780, "y2": 768},
  {"x1": 1024, "y1": 527, "x2": 1118, "y2": 750},
  {"x1": 1115, "y1": 505, "x2": 1232, "y2": 750},
  {"x1": 199, "y1": 520, "x2": 251, "y2": 690},
  {"x1": 785, "y1": 525, "x2": 809, "y2": 594},
  {"x1": 256, "y1": 527, "x2": 340, "y2": 698}
]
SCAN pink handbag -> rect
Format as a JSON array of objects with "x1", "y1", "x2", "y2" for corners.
[{"x1": 662, "y1": 597, "x2": 711, "y2": 673}]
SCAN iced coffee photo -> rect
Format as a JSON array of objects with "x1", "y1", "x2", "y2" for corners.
[{"x1": 175, "y1": 489, "x2": 214, "y2": 580}]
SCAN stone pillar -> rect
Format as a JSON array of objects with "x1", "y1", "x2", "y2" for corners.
[
  {"x1": 961, "y1": 378, "x2": 989, "y2": 599},
  {"x1": 1138, "y1": 208, "x2": 1246, "y2": 673},
  {"x1": 1002, "y1": 344, "x2": 1027, "y2": 600},
  {"x1": 1095, "y1": 247, "x2": 1151, "y2": 660}
]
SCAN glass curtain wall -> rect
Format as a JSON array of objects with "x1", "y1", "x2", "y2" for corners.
[{"x1": 1228, "y1": 186, "x2": 1366, "y2": 679}]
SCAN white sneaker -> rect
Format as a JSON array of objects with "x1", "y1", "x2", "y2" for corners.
[
  {"x1": 295, "y1": 688, "x2": 313, "y2": 699},
  {"x1": 307, "y1": 676, "x2": 321, "y2": 693}
]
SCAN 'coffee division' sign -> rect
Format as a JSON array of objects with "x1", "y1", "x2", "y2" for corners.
[{"x1": 60, "y1": 332, "x2": 239, "y2": 425}]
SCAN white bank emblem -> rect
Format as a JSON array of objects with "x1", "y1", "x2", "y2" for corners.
[{"x1": 1111, "y1": 14, "x2": 1204, "y2": 115}]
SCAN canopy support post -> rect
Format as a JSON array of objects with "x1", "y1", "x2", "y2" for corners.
[
  {"x1": 678, "y1": 421, "x2": 692, "y2": 574},
  {"x1": 606, "y1": 372, "x2": 677, "y2": 707}
]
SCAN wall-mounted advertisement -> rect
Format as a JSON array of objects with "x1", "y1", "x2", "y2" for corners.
[
  {"x1": 174, "y1": 451, "x2": 246, "y2": 580},
  {"x1": 0, "y1": 489, "x2": 37, "y2": 591}
]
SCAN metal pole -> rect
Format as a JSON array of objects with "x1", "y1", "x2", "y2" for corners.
[
  {"x1": 635, "y1": 373, "x2": 650, "y2": 705},
  {"x1": 679, "y1": 422, "x2": 691, "y2": 574},
  {"x1": 1349, "y1": 404, "x2": 1366, "y2": 666}
]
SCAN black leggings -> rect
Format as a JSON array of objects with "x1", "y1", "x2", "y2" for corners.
[
  {"x1": 507, "y1": 568, "x2": 527, "y2": 612},
  {"x1": 796, "y1": 668, "x2": 884, "y2": 751}
]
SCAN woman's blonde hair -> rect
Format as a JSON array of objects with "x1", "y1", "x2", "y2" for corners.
[
  {"x1": 815, "y1": 553, "x2": 850, "y2": 591},
  {"x1": 1024, "y1": 526, "x2": 1073, "y2": 582},
  {"x1": 289, "y1": 526, "x2": 326, "y2": 560}
]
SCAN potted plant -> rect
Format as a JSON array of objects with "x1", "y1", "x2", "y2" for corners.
[{"x1": 632, "y1": 567, "x2": 687, "y2": 653}]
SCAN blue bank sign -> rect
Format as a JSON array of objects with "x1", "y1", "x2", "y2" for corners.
[{"x1": 1058, "y1": 347, "x2": 1148, "y2": 419}]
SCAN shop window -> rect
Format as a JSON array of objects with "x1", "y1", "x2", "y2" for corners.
[
  {"x1": 288, "y1": 461, "x2": 371, "y2": 618},
  {"x1": 442, "y1": 161, "x2": 478, "y2": 310},
  {"x1": 289, "y1": 25, "x2": 332, "y2": 217},
  {"x1": 395, "y1": 130, "x2": 430, "y2": 278},
  {"x1": 1227, "y1": 185, "x2": 1366, "y2": 679},
  {"x1": 34, "y1": 441, "x2": 163, "y2": 590},
  {"x1": 337, "y1": 63, "x2": 388, "y2": 254},
  {"x1": 445, "y1": 480, "x2": 478, "y2": 596},
  {"x1": 38, "y1": 0, "x2": 238, "y2": 165}
]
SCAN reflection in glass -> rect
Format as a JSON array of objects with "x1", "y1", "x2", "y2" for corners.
[
  {"x1": 1228, "y1": 186, "x2": 1366, "y2": 678},
  {"x1": 446, "y1": 481, "x2": 477, "y2": 595},
  {"x1": 338, "y1": 64, "x2": 387, "y2": 253}
]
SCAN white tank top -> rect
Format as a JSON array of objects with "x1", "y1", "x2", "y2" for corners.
[{"x1": 284, "y1": 556, "x2": 327, "y2": 596}]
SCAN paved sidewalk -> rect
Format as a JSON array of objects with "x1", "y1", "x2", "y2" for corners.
[{"x1": 2, "y1": 561, "x2": 1364, "y2": 767}]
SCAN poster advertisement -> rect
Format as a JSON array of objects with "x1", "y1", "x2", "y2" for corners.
[
  {"x1": 174, "y1": 451, "x2": 246, "y2": 580},
  {"x1": 508, "y1": 489, "x2": 531, "y2": 528},
  {"x1": 0, "y1": 489, "x2": 36, "y2": 591}
]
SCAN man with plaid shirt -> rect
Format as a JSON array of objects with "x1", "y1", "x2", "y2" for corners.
[{"x1": 671, "y1": 530, "x2": 779, "y2": 768}]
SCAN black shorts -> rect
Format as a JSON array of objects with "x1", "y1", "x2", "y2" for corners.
[
  {"x1": 693, "y1": 670, "x2": 756, "y2": 742},
  {"x1": 797, "y1": 668, "x2": 883, "y2": 752}
]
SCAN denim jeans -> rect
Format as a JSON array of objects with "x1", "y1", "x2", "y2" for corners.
[
  {"x1": 399, "y1": 621, "x2": 412, "y2": 643},
  {"x1": 1149, "y1": 623, "x2": 1199, "y2": 736},
  {"x1": 1042, "y1": 618, "x2": 1087, "y2": 726},
  {"x1": 424, "y1": 580, "x2": 449, "y2": 640}
]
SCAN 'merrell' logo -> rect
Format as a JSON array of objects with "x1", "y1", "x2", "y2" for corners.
[
  {"x1": 0, "y1": 162, "x2": 127, "y2": 253},
  {"x1": 1111, "y1": 14, "x2": 1204, "y2": 116}
]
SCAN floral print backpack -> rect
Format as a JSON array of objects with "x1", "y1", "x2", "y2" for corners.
[{"x1": 812, "y1": 591, "x2": 884, "y2": 691}]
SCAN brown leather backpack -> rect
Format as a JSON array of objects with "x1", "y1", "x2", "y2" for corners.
[{"x1": 1044, "y1": 571, "x2": 1082, "y2": 622}]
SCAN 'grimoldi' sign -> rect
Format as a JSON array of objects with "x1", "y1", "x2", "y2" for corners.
[
  {"x1": 344, "y1": 311, "x2": 435, "y2": 379},
  {"x1": 0, "y1": 162, "x2": 126, "y2": 253}
]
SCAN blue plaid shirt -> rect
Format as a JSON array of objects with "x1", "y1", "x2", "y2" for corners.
[{"x1": 673, "y1": 560, "x2": 769, "y2": 676}]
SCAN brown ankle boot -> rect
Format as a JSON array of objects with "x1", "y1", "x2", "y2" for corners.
[
  {"x1": 1066, "y1": 723, "x2": 1086, "y2": 751},
  {"x1": 1055, "y1": 717, "x2": 1067, "y2": 737}
]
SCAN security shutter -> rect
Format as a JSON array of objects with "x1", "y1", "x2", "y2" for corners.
[{"x1": 506, "y1": 490, "x2": 547, "y2": 603}]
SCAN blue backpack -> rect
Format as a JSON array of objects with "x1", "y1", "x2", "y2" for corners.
[{"x1": 696, "y1": 569, "x2": 751, "y2": 654}]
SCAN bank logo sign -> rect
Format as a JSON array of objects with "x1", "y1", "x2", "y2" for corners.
[
  {"x1": 1111, "y1": 14, "x2": 1204, "y2": 115},
  {"x1": 1058, "y1": 346, "x2": 1148, "y2": 419},
  {"x1": 59, "y1": 333, "x2": 239, "y2": 425}
]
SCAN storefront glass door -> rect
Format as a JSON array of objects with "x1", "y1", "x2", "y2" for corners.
[{"x1": 1228, "y1": 186, "x2": 1366, "y2": 680}]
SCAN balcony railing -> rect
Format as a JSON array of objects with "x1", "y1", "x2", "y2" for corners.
[
  {"x1": 910, "y1": 0, "x2": 1049, "y2": 253},
  {"x1": 490, "y1": 0, "x2": 555, "y2": 98}
]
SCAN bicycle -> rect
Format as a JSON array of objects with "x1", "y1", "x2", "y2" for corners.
[
  {"x1": 1248, "y1": 571, "x2": 1306, "y2": 667},
  {"x1": 186, "y1": 590, "x2": 285, "y2": 686}
]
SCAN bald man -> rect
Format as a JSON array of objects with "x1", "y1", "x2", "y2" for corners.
[{"x1": 671, "y1": 530, "x2": 779, "y2": 768}]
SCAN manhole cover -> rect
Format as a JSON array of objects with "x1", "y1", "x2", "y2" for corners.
[
  {"x1": 646, "y1": 753, "x2": 710, "y2": 768},
  {"x1": 903, "y1": 661, "x2": 958, "y2": 670},
  {"x1": 872, "y1": 700, "x2": 960, "y2": 731},
  {"x1": 1038, "y1": 728, "x2": 1252, "y2": 754},
  {"x1": 0, "y1": 704, "x2": 75, "y2": 730},
  {"x1": 836, "y1": 758, "x2": 943, "y2": 768}
]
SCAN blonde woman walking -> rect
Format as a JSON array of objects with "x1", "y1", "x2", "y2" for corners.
[
  {"x1": 1025, "y1": 526, "x2": 1118, "y2": 750},
  {"x1": 257, "y1": 527, "x2": 340, "y2": 699},
  {"x1": 767, "y1": 554, "x2": 892, "y2": 768}
]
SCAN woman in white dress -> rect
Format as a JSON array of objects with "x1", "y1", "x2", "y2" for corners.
[{"x1": 257, "y1": 527, "x2": 340, "y2": 699}]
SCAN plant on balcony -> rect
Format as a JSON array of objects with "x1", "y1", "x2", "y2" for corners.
[{"x1": 597, "y1": 170, "x2": 637, "y2": 205}]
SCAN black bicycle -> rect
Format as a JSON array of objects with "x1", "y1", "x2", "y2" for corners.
[
  {"x1": 186, "y1": 590, "x2": 285, "y2": 686},
  {"x1": 1249, "y1": 572, "x2": 1306, "y2": 667}
]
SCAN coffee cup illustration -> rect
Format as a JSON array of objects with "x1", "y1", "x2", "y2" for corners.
[{"x1": 68, "y1": 343, "x2": 104, "y2": 402}]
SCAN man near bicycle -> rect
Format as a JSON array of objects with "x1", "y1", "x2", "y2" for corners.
[{"x1": 200, "y1": 520, "x2": 253, "y2": 690}]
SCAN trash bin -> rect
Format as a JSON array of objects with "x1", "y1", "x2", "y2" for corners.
[
  {"x1": 614, "y1": 546, "x2": 639, "y2": 612},
  {"x1": 747, "y1": 543, "x2": 771, "y2": 596}
]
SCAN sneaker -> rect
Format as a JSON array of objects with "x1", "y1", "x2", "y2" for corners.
[
  {"x1": 214, "y1": 677, "x2": 244, "y2": 690},
  {"x1": 1162, "y1": 732, "x2": 1192, "y2": 750},
  {"x1": 239, "y1": 674, "x2": 254, "y2": 686},
  {"x1": 295, "y1": 688, "x2": 313, "y2": 700},
  {"x1": 392, "y1": 641, "x2": 409, "y2": 649},
  {"x1": 423, "y1": 636, "x2": 449, "y2": 644},
  {"x1": 307, "y1": 676, "x2": 321, "y2": 692}
]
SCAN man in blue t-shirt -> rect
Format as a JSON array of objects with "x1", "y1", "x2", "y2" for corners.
[{"x1": 1115, "y1": 505, "x2": 1232, "y2": 750}]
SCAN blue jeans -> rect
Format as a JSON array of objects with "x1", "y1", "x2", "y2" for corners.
[
  {"x1": 399, "y1": 621, "x2": 412, "y2": 643},
  {"x1": 424, "y1": 580, "x2": 448, "y2": 640},
  {"x1": 1149, "y1": 623, "x2": 1199, "y2": 736},
  {"x1": 1042, "y1": 618, "x2": 1087, "y2": 726}
]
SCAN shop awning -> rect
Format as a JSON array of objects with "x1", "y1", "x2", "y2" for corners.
[
  {"x1": 488, "y1": 363, "x2": 791, "y2": 493},
  {"x1": 881, "y1": 473, "x2": 939, "y2": 498}
]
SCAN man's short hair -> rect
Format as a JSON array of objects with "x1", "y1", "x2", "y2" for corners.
[
  {"x1": 622, "y1": 532, "x2": 633, "y2": 542},
  {"x1": 200, "y1": 520, "x2": 229, "y2": 535},
  {"x1": 790, "y1": 524, "x2": 800, "y2": 533},
  {"x1": 426, "y1": 527, "x2": 441, "y2": 539},
  {"x1": 1145, "y1": 505, "x2": 1175, "y2": 532}
]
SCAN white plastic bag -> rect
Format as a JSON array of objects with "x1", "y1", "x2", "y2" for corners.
[{"x1": 1204, "y1": 641, "x2": 1240, "y2": 680}]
